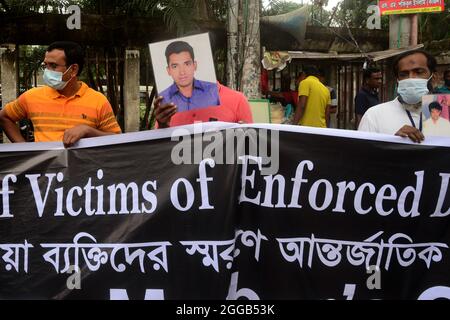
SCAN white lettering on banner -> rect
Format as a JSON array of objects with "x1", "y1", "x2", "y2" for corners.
[
  {"x1": 27, "y1": 173, "x2": 60, "y2": 217},
  {"x1": 430, "y1": 173, "x2": 450, "y2": 218},
  {"x1": 180, "y1": 240, "x2": 235, "y2": 272},
  {"x1": 226, "y1": 272, "x2": 260, "y2": 300},
  {"x1": 240, "y1": 157, "x2": 426, "y2": 219},
  {"x1": 235, "y1": 229, "x2": 268, "y2": 262},
  {"x1": 181, "y1": 229, "x2": 268, "y2": 272},
  {"x1": 0, "y1": 241, "x2": 33, "y2": 273},
  {"x1": 170, "y1": 178, "x2": 195, "y2": 211},
  {"x1": 110, "y1": 289, "x2": 165, "y2": 300},
  {"x1": 277, "y1": 232, "x2": 448, "y2": 270},
  {"x1": 343, "y1": 284, "x2": 356, "y2": 300},
  {"x1": 26, "y1": 170, "x2": 158, "y2": 217},
  {"x1": 41, "y1": 233, "x2": 171, "y2": 274},
  {"x1": 261, "y1": 175, "x2": 287, "y2": 208},
  {"x1": 108, "y1": 183, "x2": 141, "y2": 214},
  {"x1": 398, "y1": 171, "x2": 423, "y2": 218},
  {"x1": 197, "y1": 159, "x2": 215, "y2": 210},
  {"x1": 418, "y1": 286, "x2": 450, "y2": 300},
  {"x1": 0, "y1": 174, "x2": 17, "y2": 219},
  {"x1": 239, "y1": 156, "x2": 263, "y2": 205},
  {"x1": 171, "y1": 159, "x2": 216, "y2": 212},
  {"x1": 289, "y1": 160, "x2": 314, "y2": 209},
  {"x1": 13, "y1": 161, "x2": 447, "y2": 220},
  {"x1": 309, "y1": 179, "x2": 334, "y2": 211}
]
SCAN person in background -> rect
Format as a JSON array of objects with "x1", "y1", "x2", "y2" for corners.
[
  {"x1": 355, "y1": 67, "x2": 382, "y2": 128},
  {"x1": 435, "y1": 68, "x2": 450, "y2": 94},
  {"x1": 293, "y1": 65, "x2": 331, "y2": 128},
  {"x1": 318, "y1": 68, "x2": 338, "y2": 128},
  {"x1": 358, "y1": 50, "x2": 437, "y2": 143}
]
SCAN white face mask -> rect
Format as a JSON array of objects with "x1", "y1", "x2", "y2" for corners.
[
  {"x1": 397, "y1": 77, "x2": 431, "y2": 105},
  {"x1": 43, "y1": 66, "x2": 72, "y2": 91}
]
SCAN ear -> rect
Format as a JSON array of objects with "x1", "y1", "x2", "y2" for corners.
[
  {"x1": 71, "y1": 64, "x2": 79, "y2": 77},
  {"x1": 194, "y1": 61, "x2": 198, "y2": 71}
]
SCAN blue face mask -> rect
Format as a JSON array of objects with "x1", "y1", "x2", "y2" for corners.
[
  {"x1": 397, "y1": 77, "x2": 431, "y2": 105},
  {"x1": 43, "y1": 66, "x2": 72, "y2": 91}
]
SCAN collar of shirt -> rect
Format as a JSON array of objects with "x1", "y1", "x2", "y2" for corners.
[
  {"x1": 306, "y1": 75, "x2": 320, "y2": 82},
  {"x1": 46, "y1": 81, "x2": 88, "y2": 100},
  {"x1": 362, "y1": 87, "x2": 379, "y2": 97},
  {"x1": 168, "y1": 79, "x2": 206, "y2": 99}
]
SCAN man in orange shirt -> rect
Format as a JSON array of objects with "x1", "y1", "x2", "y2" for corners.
[{"x1": 0, "y1": 41, "x2": 121, "y2": 147}]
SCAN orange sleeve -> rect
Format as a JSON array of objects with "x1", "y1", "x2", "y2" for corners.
[
  {"x1": 4, "y1": 93, "x2": 28, "y2": 122},
  {"x1": 97, "y1": 101, "x2": 122, "y2": 134}
]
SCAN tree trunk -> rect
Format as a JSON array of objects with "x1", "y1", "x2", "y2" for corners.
[
  {"x1": 227, "y1": 0, "x2": 261, "y2": 98},
  {"x1": 227, "y1": 0, "x2": 239, "y2": 90},
  {"x1": 240, "y1": 0, "x2": 261, "y2": 99}
]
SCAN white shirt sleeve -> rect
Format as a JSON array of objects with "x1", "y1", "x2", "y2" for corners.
[{"x1": 358, "y1": 110, "x2": 378, "y2": 132}]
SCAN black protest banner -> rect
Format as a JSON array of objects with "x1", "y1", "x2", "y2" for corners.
[{"x1": 0, "y1": 123, "x2": 449, "y2": 300}]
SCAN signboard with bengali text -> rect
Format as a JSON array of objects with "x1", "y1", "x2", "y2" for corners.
[{"x1": 379, "y1": 0, "x2": 445, "y2": 15}]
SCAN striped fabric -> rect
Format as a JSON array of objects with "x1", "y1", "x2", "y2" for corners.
[{"x1": 4, "y1": 82, "x2": 122, "y2": 142}]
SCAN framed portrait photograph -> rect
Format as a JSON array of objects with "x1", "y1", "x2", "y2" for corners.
[
  {"x1": 422, "y1": 94, "x2": 450, "y2": 137},
  {"x1": 149, "y1": 33, "x2": 220, "y2": 112}
]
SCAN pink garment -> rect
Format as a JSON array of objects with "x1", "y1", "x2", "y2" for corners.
[
  {"x1": 437, "y1": 95, "x2": 450, "y2": 121},
  {"x1": 166, "y1": 83, "x2": 253, "y2": 127}
]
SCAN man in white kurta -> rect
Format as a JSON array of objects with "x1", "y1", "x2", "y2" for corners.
[
  {"x1": 358, "y1": 97, "x2": 422, "y2": 135},
  {"x1": 358, "y1": 50, "x2": 437, "y2": 143}
]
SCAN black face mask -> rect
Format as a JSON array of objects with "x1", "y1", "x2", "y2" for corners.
[{"x1": 445, "y1": 79, "x2": 450, "y2": 87}]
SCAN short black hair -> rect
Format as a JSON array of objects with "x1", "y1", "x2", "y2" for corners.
[
  {"x1": 303, "y1": 65, "x2": 320, "y2": 77},
  {"x1": 363, "y1": 67, "x2": 381, "y2": 83},
  {"x1": 47, "y1": 41, "x2": 85, "y2": 76},
  {"x1": 165, "y1": 41, "x2": 195, "y2": 65},
  {"x1": 429, "y1": 101, "x2": 442, "y2": 112},
  {"x1": 393, "y1": 49, "x2": 436, "y2": 78}
]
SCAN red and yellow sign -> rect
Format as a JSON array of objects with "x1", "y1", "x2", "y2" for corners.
[{"x1": 379, "y1": 0, "x2": 445, "y2": 15}]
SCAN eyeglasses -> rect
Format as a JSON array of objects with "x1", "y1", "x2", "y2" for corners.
[{"x1": 40, "y1": 62, "x2": 67, "y2": 71}]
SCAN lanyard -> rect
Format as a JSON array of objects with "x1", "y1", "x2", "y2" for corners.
[{"x1": 406, "y1": 110, "x2": 422, "y2": 132}]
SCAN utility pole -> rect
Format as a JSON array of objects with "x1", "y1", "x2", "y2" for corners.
[
  {"x1": 227, "y1": 0, "x2": 239, "y2": 90},
  {"x1": 240, "y1": 0, "x2": 261, "y2": 99},
  {"x1": 388, "y1": 14, "x2": 417, "y2": 49},
  {"x1": 227, "y1": 0, "x2": 261, "y2": 98}
]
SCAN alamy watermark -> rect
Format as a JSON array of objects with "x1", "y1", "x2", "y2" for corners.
[
  {"x1": 65, "y1": 266, "x2": 81, "y2": 290},
  {"x1": 170, "y1": 123, "x2": 280, "y2": 175}
]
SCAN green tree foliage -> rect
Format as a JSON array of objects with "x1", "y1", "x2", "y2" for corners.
[
  {"x1": 0, "y1": 0, "x2": 72, "y2": 14},
  {"x1": 1, "y1": 0, "x2": 228, "y2": 35},
  {"x1": 76, "y1": 0, "x2": 228, "y2": 35},
  {"x1": 419, "y1": 0, "x2": 450, "y2": 42},
  {"x1": 262, "y1": 0, "x2": 303, "y2": 16},
  {"x1": 19, "y1": 46, "x2": 46, "y2": 91},
  {"x1": 333, "y1": 0, "x2": 388, "y2": 29}
]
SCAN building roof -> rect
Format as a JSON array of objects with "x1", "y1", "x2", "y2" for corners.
[{"x1": 287, "y1": 44, "x2": 424, "y2": 62}]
